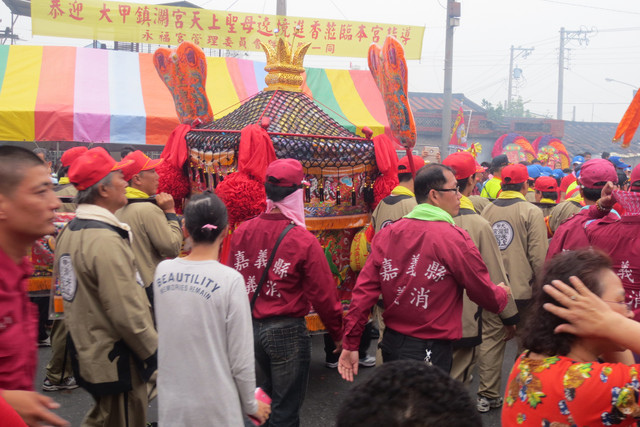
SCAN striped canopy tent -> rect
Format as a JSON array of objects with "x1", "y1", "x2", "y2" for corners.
[{"x1": 0, "y1": 45, "x2": 390, "y2": 146}]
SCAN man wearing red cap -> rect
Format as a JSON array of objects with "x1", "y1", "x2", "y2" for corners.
[
  {"x1": 229, "y1": 158, "x2": 343, "y2": 427},
  {"x1": 0, "y1": 146, "x2": 69, "y2": 426},
  {"x1": 116, "y1": 150, "x2": 182, "y2": 297},
  {"x1": 547, "y1": 159, "x2": 619, "y2": 260},
  {"x1": 54, "y1": 147, "x2": 158, "y2": 427},
  {"x1": 339, "y1": 164, "x2": 510, "y2": 381},
  {"x1": 533, "y1": 176, "x2": 559, "y2": 217},
  {"x1": 54, "y1": 146, "x2": 88, "y2": 213},
  {"x1": 371, "y1": 155, "x2": 425, "y2": 233},
  {"x1": 481, "y1": 163, "x2": 548, "y2": 353},
  {"x1": 587, "y1": 163, "x2": 640, "y2": 320},
  {"x1": 40, "y1": 147, "x2": 89, "y2": 393},
  {"x1": 443, "y1": 152, "x2": 518, "y2": 413}
]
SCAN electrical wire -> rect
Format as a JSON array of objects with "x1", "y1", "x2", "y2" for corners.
[
  {"x1": 328, "y1": 0, "x2": 349, "y2": 20},
  {"x1": 539, "y1": 0, "x2": 640, "y2": 15}
]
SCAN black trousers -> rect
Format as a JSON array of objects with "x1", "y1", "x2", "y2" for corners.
[
  {"x1": 323, "y1": 321, "x2": 372, "y2": 363},
  {"x1": 380, "y1": 327, "x2": 453, "y2": 374}
]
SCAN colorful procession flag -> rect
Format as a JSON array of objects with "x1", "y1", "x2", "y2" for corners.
[{"x1": 449, "y1": 105, "x2": 467, "y2": 146}]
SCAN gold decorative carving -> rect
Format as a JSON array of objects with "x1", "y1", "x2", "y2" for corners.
[{"x1": 261, "y1": 37, "x2": 311, "y2": 92}]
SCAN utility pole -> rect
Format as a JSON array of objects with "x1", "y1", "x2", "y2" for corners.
[
  {"x1": 507, "y1": 46, "x2": 534, "y2": 111},
  {"x1": 441, "y1": 0, "x2": 460, "y2": 157},
  {"x1": 557, "y1": 26, "x2": 595, "y2": 120},
  {"x1": 276, "y1": 0, "x2": 286, "y2": 16},
  {"x1": 557, "y1": 27, "x2": 565, "y2": 120}
]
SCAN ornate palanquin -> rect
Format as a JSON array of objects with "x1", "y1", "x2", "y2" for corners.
[{"x1": 154, "y1": 35, "x2": 418, "y2": 331}]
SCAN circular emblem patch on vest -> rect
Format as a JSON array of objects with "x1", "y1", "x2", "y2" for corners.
[
  {"x1": 492, "y1": 220, "x2": 514, "y2": 250},
  {"x1": 59, "y1": 254, "x2": 77, "y2": 301},
  {"x1": 380, "y1": 219, "x2": 394, "y2": 230}
]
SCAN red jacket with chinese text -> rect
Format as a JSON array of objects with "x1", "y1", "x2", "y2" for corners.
[
  {"x1": 546, "y1": 205, "x2": 617, "y2": 261},
  {"x1": 587, "y1": 214, "x2": 640, "y2": 320},
  {"x1": 342, "y1": 217, "x2": 509, "y2": 350},
  {"x1": 228, "y1": 213, "x2": 343, "y2": 342}
]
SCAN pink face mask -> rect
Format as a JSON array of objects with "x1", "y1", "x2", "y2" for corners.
[{"x1": 266, "y1": 188, "x2": 305, "y2": 226}]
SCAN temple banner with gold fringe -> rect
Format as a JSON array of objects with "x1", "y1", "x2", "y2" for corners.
[{"x1": 32, "y1": 0, "x2": 425, "y2": 59}]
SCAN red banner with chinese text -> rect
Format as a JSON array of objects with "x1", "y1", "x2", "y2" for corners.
[{"x1": 32, "y1": 0, "x2": 425, "y2": 59}]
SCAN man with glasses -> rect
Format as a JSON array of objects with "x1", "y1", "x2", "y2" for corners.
[
  {"x1": 481, "y1": 164, "x2": 548, "y2": 354},
  {"x1": 338, "y1": 164, "x2": 511, "y2": 378}
]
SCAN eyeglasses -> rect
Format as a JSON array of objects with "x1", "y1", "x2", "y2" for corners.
[
  {"x1": 603, "y1": 300, "x2": 633, "y2": 312},
  {"x1": 435, "y1": 186, "x2": 460, "y2": 193}
]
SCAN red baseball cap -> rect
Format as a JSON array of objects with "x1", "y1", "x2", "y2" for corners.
[
  {"x1": 397, "y1": 155, "x2": 426, "y2": 175},
  {"x1": 266, "y1": 158, "x2": 309, "y2": 187},
  {"x1": 60, "y1": 146, "x2": 88, "y2": 167},
  {"x1": 630, "y1": 164, "x2": 640, "y2": 188},
  {"x1": 68, "y1": 147, "x2": 132, "y2": 190},
  {"x1": 501, "y1": 164, "x2": 529, "y2": 184},
  {"x1": 121, "y1": 150, "x2": 164, "y2": 181},
  {"x1": 442, "y1": 152, "x2": 484, "y2": 180},
  {"x1": 578, "y1": 159, "x2": 618, "y2": 189},
  {"x1": 534, "y1": 176, "x2": 558, "y2": 192}
]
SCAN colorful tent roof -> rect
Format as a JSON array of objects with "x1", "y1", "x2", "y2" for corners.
[{"x1": 0, "y1": 45, "x2": 390, "y2": 146}]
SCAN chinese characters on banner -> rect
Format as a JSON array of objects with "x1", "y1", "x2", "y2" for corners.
[{"x1": 32, "y1": 0, "x2": 425, "y2": 59}]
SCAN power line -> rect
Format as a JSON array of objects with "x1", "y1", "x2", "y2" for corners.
[
  {"x1": 540, "y1": 0, "x2": 640, "y2": 15},
  {"x1": 328, "y1": 0, "x2": 349, "y2": 20},
  {"x1": 527, "y1": 101, "x2": 630, "y2": 105}
]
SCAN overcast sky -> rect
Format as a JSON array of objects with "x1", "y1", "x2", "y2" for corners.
[{"x1": 3, "y1": 0, "x2": 640, "y2": 123}]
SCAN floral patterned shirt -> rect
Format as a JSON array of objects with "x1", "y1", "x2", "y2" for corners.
[{"x1": 502, "y1": 352, "x2": 640, "y2": 426}]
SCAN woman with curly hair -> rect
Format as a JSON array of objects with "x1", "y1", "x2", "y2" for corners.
[{"x1": 502, "y1": 249, "x2": 639, "y2": 426}]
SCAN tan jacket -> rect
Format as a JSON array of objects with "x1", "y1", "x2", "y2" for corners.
[
  {"x1": 55, "y1": 204, "x2": 157, "y2": 394},
  {"x1": 371, "y1": 193, "x2": 417, "y2": 233},
  {"x1": 468, "y1": 195, "x2": 490, "y2": 214},
  {"x1": 548, "y1": 199, "x2": 582, "y2": 233},
  {"x1": 116, "y1": 201, "x2": 182, "y2": 287},
  {"x1": 54, "y1": 183, "x2": 77, "y2": 213},
  {"x1": 525, "y1": 190, "x2": 536, "y2": 203},
  {"x1": 454, "y1": 207, "x2": 519, "y2": 346},
  {"x1": 482, "y1": 197, "x2": 548, "y2": 301},
  {"x1": 534, "y1": 201, "x2": 557, "y2": 218}
]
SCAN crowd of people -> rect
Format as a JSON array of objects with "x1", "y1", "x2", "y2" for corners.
[{"x1": 1, "y1": 143, "x2": 639, "y2": 427}]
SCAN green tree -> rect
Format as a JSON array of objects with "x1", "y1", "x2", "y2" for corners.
[{"x1": 482, "y1": 97, "x2": 533, "y2": 120}]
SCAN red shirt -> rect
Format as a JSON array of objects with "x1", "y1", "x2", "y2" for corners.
[
  {"x1": 342, "y1": 218, "x2": 508, "y2": 350},
  {"x1": 503, "y1": 352, "x2": 640, "y2": 426},
  {"x1": 0, "y1": 396, "x2": 28, "y2": 426},
  {"x1": 0, "y1": 247, "x2": 37, "y2": 391},
  {"x1": 587, "y1": 214, "x2": 640, "y2": 320},
  {"x1": 559, "y1": 174, "x2": 576, "y2": 193},
  {"x1": 228, "y1": 213, "x2": 343, "y2": 341},
  {"x1": 546, "y1": 205, "x2": 618, "y2": 260}
]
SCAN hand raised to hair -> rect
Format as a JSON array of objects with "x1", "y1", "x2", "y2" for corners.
[{"x1": 542, "y1": 276, "x2": 616, "y2": 338}]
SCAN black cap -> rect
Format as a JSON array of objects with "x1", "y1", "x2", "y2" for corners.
[{"x1": 490, "y1": 154, "x2": 509, "y2": 171}]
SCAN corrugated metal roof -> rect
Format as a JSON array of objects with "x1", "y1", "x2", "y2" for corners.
[
  {"x1": 408, "y1": 92, "x2": 485, "y2": 113},
  {"x1": 562, "y1": 121, "x2": 640, "y2": 156}
]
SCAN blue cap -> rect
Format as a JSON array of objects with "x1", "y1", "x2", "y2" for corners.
[
  {"x1": 539, "y1": 166, "x2": 553, "y2": 176},
  {"x1": 572, "y1": 155, "x2": 585, "y2": 165},
  {"x1": 609, "y1": 156, "x2": 630, "y2": 169},
  {"x1": 551, "y1": 169, "x2": 564, "y2": 180},
  {"x1": 527, "y1": 165, "x2": 541, "y2": 179}
]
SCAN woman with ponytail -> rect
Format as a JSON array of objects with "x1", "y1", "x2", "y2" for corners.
[{"x1": 153, "y1": 192, "x2": 270, "y2": 425}]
